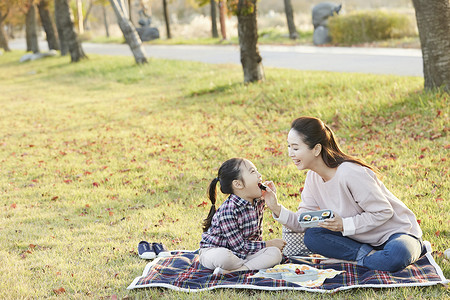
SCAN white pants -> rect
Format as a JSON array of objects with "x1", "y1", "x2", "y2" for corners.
[{"x1": 199, "y1": 247, "x2": 282, "y2": 271}]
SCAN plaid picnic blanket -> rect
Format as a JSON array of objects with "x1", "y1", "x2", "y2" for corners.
[{"x1": 127, "y1": 250, "x2": 448, "y2": 293}]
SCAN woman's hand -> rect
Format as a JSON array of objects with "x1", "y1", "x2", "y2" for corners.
[
  {"x1": 261, "y1": 181, "x2": 281, "y2": 217},
  {"x1": 319, "y1": 212, "x2": 344, "y2": 232},
  {"x1": 266, "y1": 238, "x2": 287, "y2": 251}
]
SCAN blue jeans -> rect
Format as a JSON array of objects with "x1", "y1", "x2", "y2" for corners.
[{"x1": 304, "y1": 227, "x2": 425, "y2": 272}]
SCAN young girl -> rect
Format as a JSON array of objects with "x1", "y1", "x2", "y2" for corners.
[
  {"x1": 199, "y1": 158, "x2": 286, "y2": 275},
  {"x1": 263, "y1": 116, "x2": 425, "y2": 272}
]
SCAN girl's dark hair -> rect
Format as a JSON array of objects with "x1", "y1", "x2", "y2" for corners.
[
  {"x1": 202, "y1": 158, "x2": 245, "y2": 232},
  {"x1": 291, "y1": 117, "x2": 375, "y2": 171}
]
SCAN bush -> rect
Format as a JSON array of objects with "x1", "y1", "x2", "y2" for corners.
[{"x1": 328, "y1": 10, "x2": 417, "y2": 45}]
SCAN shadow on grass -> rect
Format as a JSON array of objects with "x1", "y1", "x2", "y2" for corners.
[{"x1": 187, "y1": 82, "x2": 243, "y2": 98}]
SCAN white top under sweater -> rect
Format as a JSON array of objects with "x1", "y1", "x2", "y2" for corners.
[{"x1": 274, "y1": 162, "x2": 422, "y2": 246}]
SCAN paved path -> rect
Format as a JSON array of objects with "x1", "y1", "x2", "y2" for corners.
[{"x1": 8, "y1": 38, "x2": 423, "y2": 76}]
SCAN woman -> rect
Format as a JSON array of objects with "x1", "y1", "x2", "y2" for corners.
[{"x1": 263, "y1": 116, "x2": 425, "y2": 272}]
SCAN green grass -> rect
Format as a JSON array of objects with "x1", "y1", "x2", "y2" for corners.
[
  {"x1": 89, "y1": 29, "x2": 315, "y2": 47},
  {"x1": 0, "y1": 51, "x2": 448, "y2": 299},
  {"x1": 88, "y1": 28, "x2": 419, "y2": 48}
]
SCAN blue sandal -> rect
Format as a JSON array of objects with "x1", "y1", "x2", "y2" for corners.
[{"x1": 138, "y1": 241, "x2": 156, "y2": 259}]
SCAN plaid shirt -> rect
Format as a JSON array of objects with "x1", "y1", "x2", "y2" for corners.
[{"x1": 200, "y1": 194, "x2": 266, "y2": 259}]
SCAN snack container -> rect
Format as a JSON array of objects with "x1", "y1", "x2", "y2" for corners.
[
  {"x1": 298, "y1": 209, "x2": 334, "y2": 228},
  {"x1": 258, "y1": 268, "x2": 292, "y2": 280},
  {"x1": 281, "y1": 269, "x2": 319, "y2": 282}
]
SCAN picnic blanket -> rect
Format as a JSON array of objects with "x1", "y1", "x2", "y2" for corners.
[{"x1": 127, "y1": 250, "x2": 448, "y2": 293}]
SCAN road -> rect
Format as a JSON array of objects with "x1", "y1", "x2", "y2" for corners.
[{"x1": 8, "y1": 38, "x2": 423, "y2": 76}]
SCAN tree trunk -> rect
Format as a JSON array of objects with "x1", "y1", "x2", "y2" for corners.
[
  {"x1": 237, "y1": 3, "x2": 264, "y2": 83},
  {"x1": 54, "y1": 0, "x2": 87, "y2": 62},
  {"x1": 412, "y1": 0, "x2": 450, "y2": 92},
  {"x1": 26, "y1": 3, "x2": 40, "y2": 53},
  {"x1": 162, "y1": 0, "x2": 171, "y2": 39},
  {"x1": 110, "y1": 0, "x2": 147, "y2": 64},
  {"x1": 102, "y1": 5, "x2": 110, "y2": 38},
  {"x1": 54, "y1": 0, "x2": 69, "y2": 55},
  {"x1": 210, "y1": 0, "x2": 218, "y2": 38},
  {"x1": 76, "y1": 0, "x2": 84, "y2": 34},
  {"x1": 284, "y1": 0, "x2": 298, "y2": 40},
  {"x1": 128, "y1": 0, "x2": 132, "y2": 22},
  {"x1": 219, "y1": 0, "x2": 227, "y2": 40},
  {"x1": 0, "y1": 11, "x2": 10, "y2": 51},
  {"x1": 83, "y1": 0, "x2": 94, "y2": 30},
  {"x1": 0, "y1": 23, "x2": 10, "y2": 51},
  {"x1": 38, "y1": 0, "x2": 60, "y2": 50}
]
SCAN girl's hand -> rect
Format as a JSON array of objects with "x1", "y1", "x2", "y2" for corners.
[
  {"x1": 318, "y1": 212, "x2": 343, "y2": 232},
  {"x1": 266, "y1": 238, "x2": 287, "y2": 251},
  {"x1": 261, "y1": 181, "x2": 281, "y2": 217}
]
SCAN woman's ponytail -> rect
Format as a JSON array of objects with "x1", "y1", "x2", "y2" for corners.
[
  {"x1": 291, "y1": 117, "x2": 376, "y2": 172},
  {"x1": 202, "y1": 177, "x2": 219, "y2": 232}
]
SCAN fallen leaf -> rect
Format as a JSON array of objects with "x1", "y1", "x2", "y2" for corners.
[
  {"x1": 197, "y1": 201, "x2": 208, "y2": 207},
  {"x1": 53, "y1": 287, "x2": 66, "y2": 295}
]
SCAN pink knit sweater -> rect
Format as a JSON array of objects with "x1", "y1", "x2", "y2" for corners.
[{"x1": 274, "y1": 162, "x2": 422, "y2": 246}]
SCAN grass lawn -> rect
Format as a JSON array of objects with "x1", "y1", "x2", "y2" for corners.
[
  {"x1": 88, "y1": 29, "x2": 419, "y2": 48},
  {"x1": 0, "y1": 51, "x2": 448, "y2": 299}
]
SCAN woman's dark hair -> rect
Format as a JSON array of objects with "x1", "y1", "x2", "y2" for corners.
[
  {"x1": 202, "y1": 158, "x2": 245, "y2": 232},
  {"x1": 291, "y1": 117, "x2": 375, "y2": 171}
]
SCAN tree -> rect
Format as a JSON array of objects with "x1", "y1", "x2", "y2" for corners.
[
  {"x1": 412, "y1": 0, "x2": 450, "y2": 92},
  {"x1": 218, "y1": 0, "x2": 227, "y2": 40},
  {"x1": 75, "y1": 0, "x2": 84, "y2": 34},
  {"x1": 162, "y1": 0, "x2": 171, "y2": 39},
  {"x1": 0, "y1": 6, "x2": 11, "y2": 51},
  {"x1": 284, "y1": 0, "x2": 298, "y2": 40},
  {"x1": 54, "y1": 1, "x2": 68, "y2": 55},
  {"x1": 197, "y1": 0, "x2": 219, "y2": 38},
  {"x1": 229, "y1": 0, "x2": 264, "y2": 83},
  {"x1": 109, "y1": 0, "x2": 147, "y2": 64},
  {"x1": 54, "y1": 0, "x2": 87, "y2": 62},
  {"x1": 25, "y1": 1, "x2": 40, "y2": 53},
  {"x1": 210, "y1": 0, "x2": 218, "y2": 38},
  {"x1": 83, "y1": 0, "x2": 93, "y2": 30},
  {"x1": 102, "y1": 3, "x2": 110, "y2": 37},
  {"x1": 38, "y1": 0, "x2": 59, "y2": 50},
  {"x1": 1, "y1": 0, "x2": 28, "y2": 52}
]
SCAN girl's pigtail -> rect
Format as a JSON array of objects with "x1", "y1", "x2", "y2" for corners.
[{"x1": 202, "y1": 177, "x2": 219, "y2": 232}]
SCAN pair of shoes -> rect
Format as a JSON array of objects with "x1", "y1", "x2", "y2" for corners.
[{"x1": 138, "y1": 241, "x2": 171, "y2": 260}]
